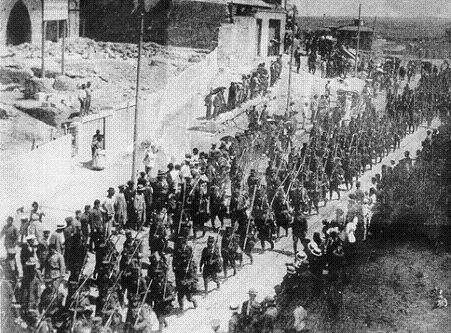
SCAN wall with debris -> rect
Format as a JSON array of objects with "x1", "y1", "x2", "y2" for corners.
[{"x1": 81, "y1": 0, "x2": 227, "y2": 49}]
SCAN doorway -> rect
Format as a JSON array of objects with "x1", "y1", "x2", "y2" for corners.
[
  {"x1": 256, "y1": 19, "x2": 262, "y2": 56},
  {"x1": 268, "y1": 19, "x2": 281, "y2": 56},
  {"x1": 6, "y1": 1, "x2": 32, "y2": 45}
]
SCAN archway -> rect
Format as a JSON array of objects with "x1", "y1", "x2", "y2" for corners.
[{"x1": 6, "y1": 1, "x2": 32, "y2": 45}]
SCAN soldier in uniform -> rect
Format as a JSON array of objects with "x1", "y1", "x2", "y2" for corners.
[
  {"x1": 247, "y1": 170, "x2": 260, "y2": 195},
  {"x1": 173, "y1": 238, "x2": 198, "y2": 310},
  {"x1": 149, "y1": 208, "x2": 169, "y2": 255},
  {"x1": 292, "y1": 208, "x2": 308, "y2": 255},
  {"x1": 273, "y1": 188, "x2": 292, "y2": 239},
  {"x1": 199, "y1": 236, "x2": 221, "y2": 296},
  {"x1": 21, "y1": 255, "x2": 42, "y2": 315},
  {"x1": 209, "y1": 184, "x2": 227, "y2": 231},
  {"x1": 147, "y1": 263, "x2": 174, "y2": 332},
  {"x1": 153, "y1": 170, "x2": 169, "y2": 211},
  {"x1": 253, "y1": 189, "x2": 274, "y2": 251},
  {"x1": 193, "y1": 181, "x2": 210, "y2": 238},
  {"x1": 221, "y1": 227, "x2": 239, "y2": 279},
  {"x1": 125, "y1": 295, "x2": 141, "y2": 333}
]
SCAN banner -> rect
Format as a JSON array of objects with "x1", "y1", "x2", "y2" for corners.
[{"x1": 43, "y1": 0, "x2": 68, "y2": 21}]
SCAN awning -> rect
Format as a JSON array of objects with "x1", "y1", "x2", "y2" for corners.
[{"x1": 229, "y1": 0, "x2": 273, "y2": 9}]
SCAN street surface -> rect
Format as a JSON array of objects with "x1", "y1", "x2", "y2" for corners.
[{"x1": 0, "y1": 51, "x2": 434, "y2": 332}]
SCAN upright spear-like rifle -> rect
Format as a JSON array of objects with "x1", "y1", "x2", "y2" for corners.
[
  {"x1": 132, "y1": 260, "x2": 161, "y2": 327},
  {"x1": 102, "y1": 238, "x2": 144, "y2": 312},
  {"x1": 33, "y1": 285, "x2": 59, "y2": 333},
  {"x1": 177, "y1": 181, "x2": 188, "y2": 235},
  {"x1": 283, "y1": 153, "x2": 306, "y2": 206},
  {"x1": 243, "y1": 185, "x2": 258, "y2": 250}
]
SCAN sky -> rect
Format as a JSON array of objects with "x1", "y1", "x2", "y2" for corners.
[{"x1": 291, "y1": 0, "x2": 451, "y2": 18}]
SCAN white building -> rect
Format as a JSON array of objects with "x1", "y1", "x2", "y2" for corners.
[{"x1": 217, "y1": 0, "x2": 287, "y2": 69}]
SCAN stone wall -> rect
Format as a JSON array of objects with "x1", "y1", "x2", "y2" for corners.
[{"x1": 1, "y1": 0, "x2": 79, "y2": 46}]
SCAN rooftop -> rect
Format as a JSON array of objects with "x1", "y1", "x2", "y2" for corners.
[
  {"x1": 337, "y1": 25, "x2": 374, "y2": 33},
  {"x1": 229, "y1": 0, "x2": 273, "y2": 9}
]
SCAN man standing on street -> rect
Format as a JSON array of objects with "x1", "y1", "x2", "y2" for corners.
[
  {"x1": 294, "y1": 47, "x2": 302, "y2": 73},
  {"x1": 44, "y1": 243, "x2": 65, "y2": 285},
  {"x1": 103, "y1": 187, "x2": 116, "y2": 236},
  {"x1": 90, "y1": 199, "x2": 104, "y2": 252},
  {"x1": 115, "y1": 185, "x2": 127, "y2": 233},
  {"x1": 1, "y1": 216, "x2": 19, "y2": 278},
  {"x1": 37, "y1": 229, "x2": 50, "y2": 272}
]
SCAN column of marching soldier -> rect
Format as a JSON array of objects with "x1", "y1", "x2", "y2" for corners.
[{"x1": 1, "y1": 58, "x2": 450, "y2": 333}]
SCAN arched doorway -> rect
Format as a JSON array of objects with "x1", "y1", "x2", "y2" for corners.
[{"x1": 6, "y1": 1, "x2": 32, "y2": 45}]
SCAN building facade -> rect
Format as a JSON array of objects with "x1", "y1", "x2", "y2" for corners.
[
  {"x1": 1, "y1": 0, "x2": 79, "y2": 46},
  {"x1": 217, "y1": 0, "x2": 286, "y2": 69}
]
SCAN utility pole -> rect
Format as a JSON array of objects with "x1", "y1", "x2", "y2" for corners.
[
  {"x1": 41, "y1": 0, "x2": 46, "y2": 78},
  {"x1": 370, "y1": 16, "x2": 377, "y2": 63},
  {"x1": 61, "y1": 20, "x2": 66, "y2": 75},
  {"x1": 286, "y1": 5, "x2": 297, "y2": 115},
  {"x1": 322, "y1": 13, "x2": 325, "y2": 27},
  {"x1": 354, "y1": 4, "x2": 362, "y2": 77},
  {"x1": 131, "y1": 13, "x2": 144, "y2": 184}
]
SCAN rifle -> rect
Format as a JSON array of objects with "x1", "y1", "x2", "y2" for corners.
[
  {"x1": 102, "y1": 238, "x2": 144, "y2": 312},
  {"x1": 283, "y1": 154, "x2": 306, "y2": 205},
  {"x1": 177, "y1": 181, "x2": 187, "y2": 235},
  {"x1": 33, "y1": 286, "x2": 59, "y2": 333},
  {"x1": 243, "y1": 185, "x2": 258, "y2": 250},
  {"x1": 132, "y1": 260, "x2": 162, "y2": 326}
]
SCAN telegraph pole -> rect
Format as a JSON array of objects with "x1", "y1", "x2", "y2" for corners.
[
  {"x1": 131, "y1": 13, "x2": 144, "y2": 184},
  {"x1": 354, "y1": 4, "x2": 361, "y2": 77},
  {"x1": 41, "y1": 0, "x2": 46, "y2": 78},
  {"x1": 370, "y1": 16, "x2": 377, "y2": 62},
  {"x1": 286, "y1": 5, "x2": 297, "y2": 115}
]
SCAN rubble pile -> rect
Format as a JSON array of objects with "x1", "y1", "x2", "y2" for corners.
[{"x1": 1, "y1": 38, "x2": 206, "y2": 62}]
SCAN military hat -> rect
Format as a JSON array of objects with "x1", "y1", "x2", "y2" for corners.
[
  {"x1": 56, "y1": 222, "x2": 65, "y2": 229},
  {"x1": 125, "y1": 229, "x2": 132, "y2": 235},
  {"x1": 118, "y1": 184, "x2": 126, "y2": 189},
  {"x1": 65, "y1": 216, "x2": 74, "y2": 223},
  {"x1": 44, "y1": 277, "x2": 55, "y2": 283},
  {"x1": 92, "y1": 317, "x2": 103, "y2": 325},
  {"x1": 207, "y1": 236, "x2": 215, "y2": 243},
  {"x1": 157, "y1": 170, "x2": 166, "y2": 177}
]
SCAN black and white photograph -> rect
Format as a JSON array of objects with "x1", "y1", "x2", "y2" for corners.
[{"x1": 1, "y1": 0, "x2": 451, "y2": 332}]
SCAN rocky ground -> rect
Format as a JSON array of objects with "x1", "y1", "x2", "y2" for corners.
[{"x1": 0, "y1": 38, "x2": 208, "y2": 157}]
